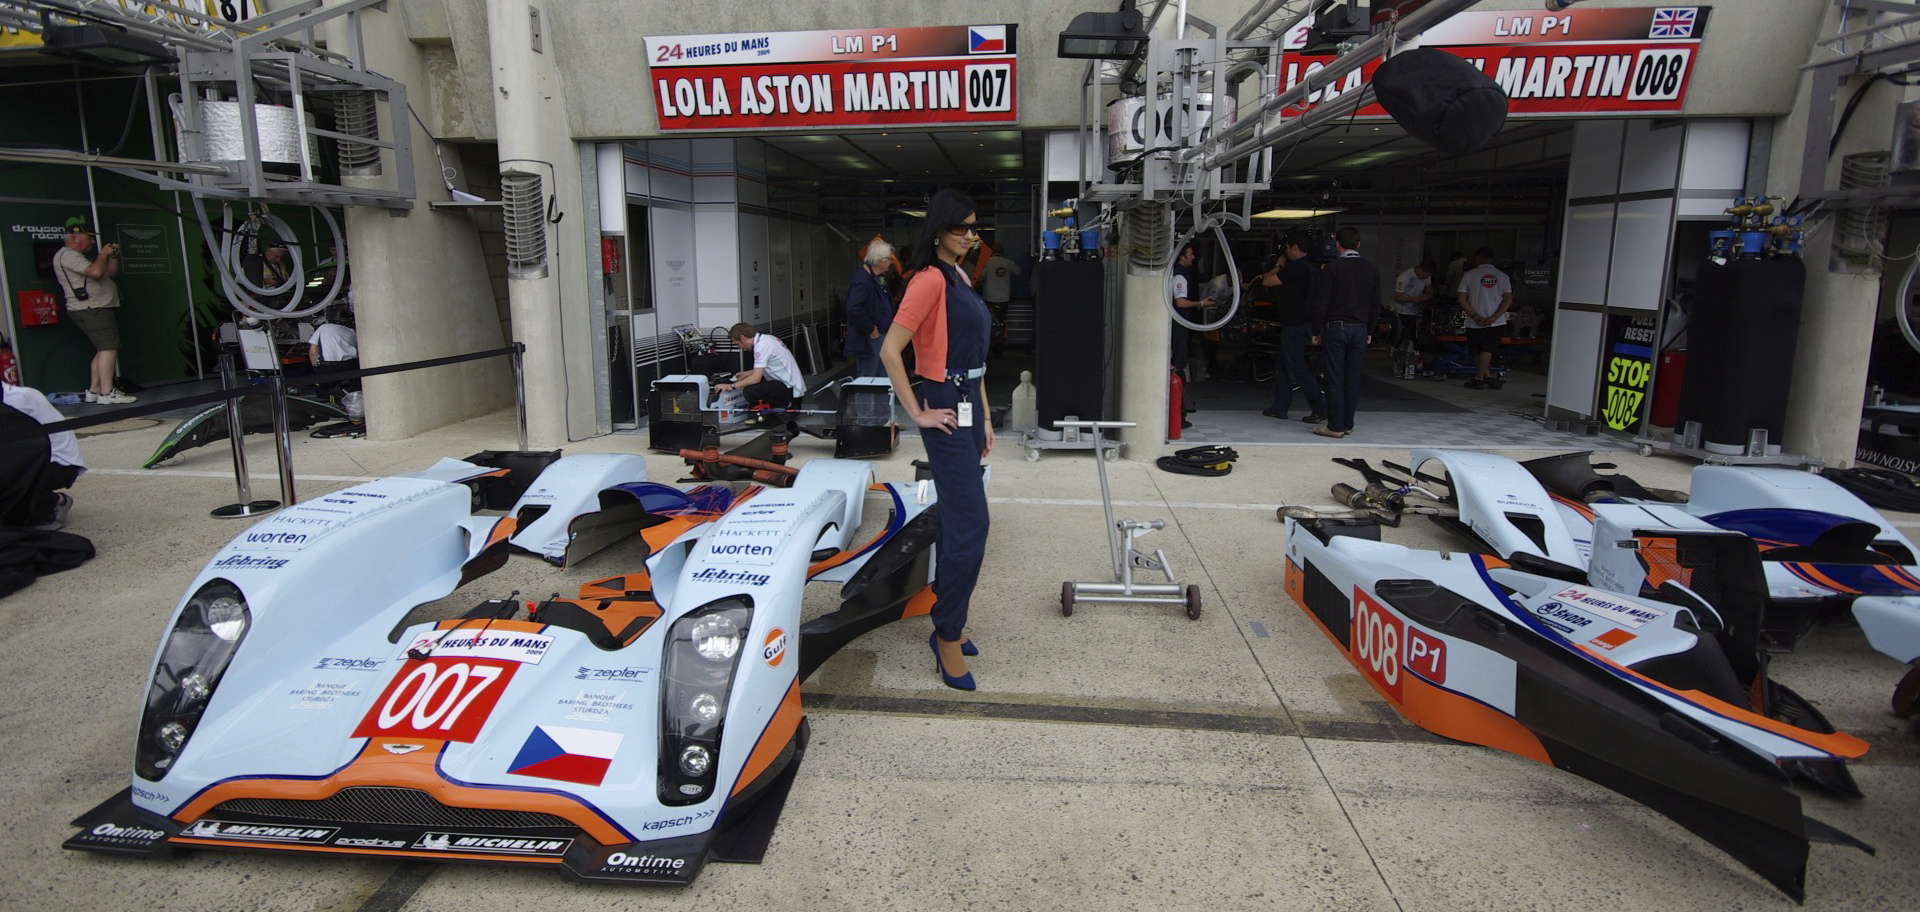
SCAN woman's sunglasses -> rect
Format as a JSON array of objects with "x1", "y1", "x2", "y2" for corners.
[{"x1": 944, "y1": 223, "x2": 978, "y2": 237}]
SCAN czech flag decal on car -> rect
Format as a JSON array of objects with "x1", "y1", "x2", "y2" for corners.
[{"x1": 509, "y1": 725, "x2": 623, "y2": 786}]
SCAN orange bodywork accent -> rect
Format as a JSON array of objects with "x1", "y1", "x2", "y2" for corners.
[
  {"x1": 1572, "y1": 642, "x2": 1870, "y2": 759},
  {"x1": 579, "y1": 571, "x2": 653, "y2": 600},
  {"x1": 172, "y1": 738, "x2": 630, "y2": 845},
  {"x1": 1548, "y1": 491, "x2": 1595, "y2": 522},
  {"x1": 538, "y1": 597, "x2": 663, "y2": 646},
  {"x1": 731, "y1": 681, "x2": 804, "y2": 797},
  {"x1": 1785, "y1": 563, "x2": 1862, "y2": 595},
  {"x1": 1288, "y1": 564, "x2": 1554, "y2": 766},
  {"x1": 900, "y1": 586, "x2": 936, "y2": 619},
  {"x1": 485, "y1": 516, "x2": 518, "y2": 549}
]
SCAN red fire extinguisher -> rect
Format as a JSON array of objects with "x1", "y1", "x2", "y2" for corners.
[{"x1": 1168, "y1": 367, "x2": 1184, "y2": 440}]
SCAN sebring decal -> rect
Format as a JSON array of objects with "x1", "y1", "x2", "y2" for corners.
[
  {"x1": 510, "y1": 725, "x2": 624, "y2": 786},
  {"x1": 353, "y1": 658, "x2": 518, "y2": 742}
]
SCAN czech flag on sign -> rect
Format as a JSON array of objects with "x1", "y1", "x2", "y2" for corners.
[
  {"x1": 969, "y1": 26, "x2": 1006, "y2": 54},
  {"x1": 509, "y1": 725, "x2": 623, "y2": 786}
]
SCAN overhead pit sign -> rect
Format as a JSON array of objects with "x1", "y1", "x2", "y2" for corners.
[
  {"x1": 1278, "y1": 6, "x2": 1710, "y2": 117},
  {"x1": 644, "y1": 25, "x2": 1018, "y2": 131}
]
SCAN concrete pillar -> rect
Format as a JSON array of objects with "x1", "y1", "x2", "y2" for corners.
[
  {"x1": 1769, "y1": 5, "x2": 1911, "y2": 467},
  {"x1": 1115, "y1": 263, "x2": 1173, "y2": 455},
  {"x1": 327, "y1": 2, "x2": 512, "y2": 441},
  {"x1": 486, "y1": 0, "x2": 599, "y2": 447}
]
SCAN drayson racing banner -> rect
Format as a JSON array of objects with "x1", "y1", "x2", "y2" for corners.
[
  {"x1": 1278, "y1": 6, "x2": 1710, "y2": 117},
  {"x1": 644, "y1": 25, "x2": 1017, "y2": 130}
]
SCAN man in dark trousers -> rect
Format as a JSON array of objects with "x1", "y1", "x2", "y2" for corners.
[
  {"x1": 843, "y1": 240, "x2": 895, "y2": 377},
  {"x1": 1260, "y1": 232, "x2": 1326, "y2": 423},
  {"x1": 1307, "y1": 226, "x2": 1383, "y2": 438}
]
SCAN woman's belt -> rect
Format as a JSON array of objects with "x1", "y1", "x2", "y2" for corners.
[{"x1": 945, "y1": 365, "x2": 986, "y2": 382}]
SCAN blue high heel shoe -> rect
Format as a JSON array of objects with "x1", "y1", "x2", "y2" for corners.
[
  {"x1": 961, "y1": 638, "x2": 979, "y2": 657},
  {"x1": 929, "y1": 632, "x2": 976, "y2": 691}
]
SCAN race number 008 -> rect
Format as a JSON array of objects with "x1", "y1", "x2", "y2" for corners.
[
  {"x1": 964, "y1": 64, "x2": 1012, "y2": 113},
  {"x1": 1627, "y1": 48, "x2": 1691, "y2": 102},
  {"x1": 1352, "y1": 591, "x2": 1404, "y2": 699}
]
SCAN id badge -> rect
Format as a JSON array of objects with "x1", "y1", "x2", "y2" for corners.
[{"x1": 956, "y1": 401, "x2": 974, "y2": 428}]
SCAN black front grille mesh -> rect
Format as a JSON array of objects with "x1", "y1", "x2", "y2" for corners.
[{"x1": 212, "y1": 786, "x2": 573, "y2": 831}]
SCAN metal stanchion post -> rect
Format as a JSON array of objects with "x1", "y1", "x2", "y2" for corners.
[
  {"x1": 269, "y1": 372, "x2": 297, "y2": 507},
  {"x1": 211, "y1": 354, "x2": 280, "y2": 519},
  {"x1": 512, "y1": 342, "x2": 529, "y2": 452}
]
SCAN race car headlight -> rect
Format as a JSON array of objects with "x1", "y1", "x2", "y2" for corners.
[
  {"x1": 136, "y1": 580, "x2": 251, "y2": 781},
  {"x1": 660, "y1": 597, "x2": 751, "y2": 806}
]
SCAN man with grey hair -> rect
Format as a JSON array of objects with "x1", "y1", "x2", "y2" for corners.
[{"x1": 844, "y1": 238, "x2": 896, "y2": 377}]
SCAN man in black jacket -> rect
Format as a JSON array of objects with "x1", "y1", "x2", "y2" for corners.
[
  {"x1": 1307, "y1": 227, "x2": 1383, "y2": 438},
  {"x1": 1260, "y1": 233, "x2": 1326, "y2": 423}
]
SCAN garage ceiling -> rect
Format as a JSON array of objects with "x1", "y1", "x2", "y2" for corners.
[{"x1": 761, "y1": 118, "x2": 1574, "y2": 234}]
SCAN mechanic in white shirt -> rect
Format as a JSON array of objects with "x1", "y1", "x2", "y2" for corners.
[
  {"x1": 716, "y1": 322, "x2": 807, "y2": 405},
  {"x1": 3, "y1": 380, "x2": 86, "y2": 530},
  {"x1": 1390, "y1": 259, "x2": 1435, "y2": 350}
]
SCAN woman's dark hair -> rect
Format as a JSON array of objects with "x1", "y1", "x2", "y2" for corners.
[{"x1": 906, "y1": 188, "x2": 978, "y2": 275}]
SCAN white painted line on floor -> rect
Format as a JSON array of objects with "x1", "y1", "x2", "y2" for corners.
[
  {"x1": 992, "y1": 496, "x2": 1283, "y2": 511},
  {"x1": 88, "y1": 467, "x2": 379, "y2": 483}
]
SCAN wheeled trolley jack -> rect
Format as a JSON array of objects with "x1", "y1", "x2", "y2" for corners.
[{"x1": 1056, "y1": 420, "x2": 1201, "y2": 619}]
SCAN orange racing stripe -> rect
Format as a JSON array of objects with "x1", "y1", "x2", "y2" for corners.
[{"x1": 731, "y1": 680, "x2": 805, "y2": 797}]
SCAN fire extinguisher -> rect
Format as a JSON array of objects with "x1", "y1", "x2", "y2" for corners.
[{"x1": 1168, "y1": 367, "x2": 1184, "y2": 440}]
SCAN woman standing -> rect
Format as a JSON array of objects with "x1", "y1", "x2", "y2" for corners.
[{"x1": 879, "y1": 189, "x2": 993, "y2": 691}]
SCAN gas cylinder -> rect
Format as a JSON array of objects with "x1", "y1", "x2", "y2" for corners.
[{"x1": 1010, "y1": 370, "x2": 1038, "y2": 430}]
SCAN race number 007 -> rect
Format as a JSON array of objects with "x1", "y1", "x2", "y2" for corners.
[
  {"x1": 1627, "y1": 48, "x2": 1691, "y2": 102},
  {"x1": 354, "y1": 658, "x2": 516, "y2": 743},
  {"x1": 964, "y1": 63, "x2": 1012, "y2": 113}
]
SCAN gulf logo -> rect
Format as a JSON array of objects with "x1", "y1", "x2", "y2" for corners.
[{"x1": 762, "y1": 628, "x2": 788, "y2": 667}]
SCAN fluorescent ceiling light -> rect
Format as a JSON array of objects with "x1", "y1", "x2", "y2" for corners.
[
  {"x1": 1252, "y1": 208, "x2": 1344, "y2": 219},
  {"x1": 897, "y1": 208, "x2": 926, "y2": 218}
]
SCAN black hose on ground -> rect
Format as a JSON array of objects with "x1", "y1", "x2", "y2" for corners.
[{"x1": 1820, "y1": 466, "x2": 1920, "y2": 514}]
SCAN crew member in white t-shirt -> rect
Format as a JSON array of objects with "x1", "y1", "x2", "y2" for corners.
[
  {"x1": 1390, "y1": 260, "x2": 1435, "y2": 347},
  {"x1": 717, "y1": 322, "x2": 807, "y2": 406},
  {"x1": 1455, "y1": 246, "x2": 1514, "y2": 390}
]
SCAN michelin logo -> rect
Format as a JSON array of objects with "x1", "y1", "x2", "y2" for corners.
[{"x1": 690, "y1": 567, "x2": 771, "y2": 587}]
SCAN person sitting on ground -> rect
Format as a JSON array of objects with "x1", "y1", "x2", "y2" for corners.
[
  {"x1": 307, "y1": 304, "x2": 360, "y2": 403},
  {"x1": 716, "y1": 322, "x2": 807, "y2": 407},
  {"x1": 2, "y1": 379, "x2": 85, "y2": 530}
]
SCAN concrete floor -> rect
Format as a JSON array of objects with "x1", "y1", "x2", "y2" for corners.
[{"x1": 3, "y1": 400, "x2": 1918, "y2": 912}]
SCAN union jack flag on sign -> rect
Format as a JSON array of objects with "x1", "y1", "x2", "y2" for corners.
[{"x1": 1649, "y1": 7, "x2": 1698, "y2": 39}]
